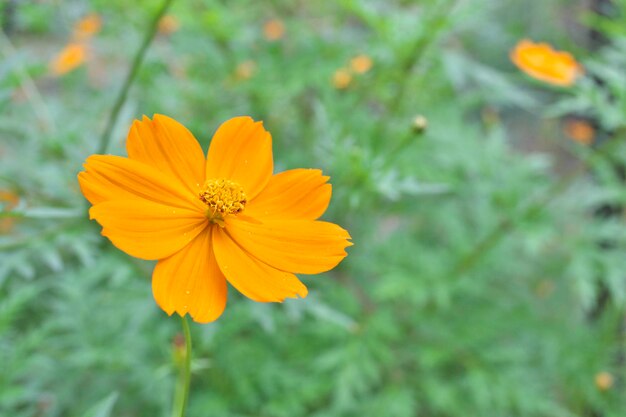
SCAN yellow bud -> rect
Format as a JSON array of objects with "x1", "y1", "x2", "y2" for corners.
[{"x1": 411, "y1": 115, "x2": 428, "y2": 133}]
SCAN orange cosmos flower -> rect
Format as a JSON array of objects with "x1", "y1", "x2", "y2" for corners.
[
  {"x1": 158, "y1": 15, "x2": 180, "y2": 35},
  {"x1": 510, "y1": 39, "x2": 583, "y2": 87},
  {"x1": 73, "y1": 13, "x2": 102, "y2": 40},
  {"x1": 595, "y1": 372, "x2": 614, "y2": 391},
  {"x1": 332, "y1": 68, "x2": 352, "y2": 89},
  {"x1": 564, "y1": 119, "x2": 595, "y2": 145},
  {"x1": 263, "y1": 19, "x2": 285, "y2": 41},
  {"x1": 50, "y1": 43, "x2": 86, "y2": 76},
  {"x1": 78, "y1": 115, "x2": 352, "y2": 323},
  {"x1": 350, "y1": 55, "x2": 373, "y2": 74},
  {"x1": 234, "y1": 60, "x2": 257, "y2": 80}
]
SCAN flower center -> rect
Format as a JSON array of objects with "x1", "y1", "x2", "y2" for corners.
[{"x1": 198, "y1": 179, "x2": 247, "y2": 225}]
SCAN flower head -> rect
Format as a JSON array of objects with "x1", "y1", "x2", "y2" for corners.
[
  {"x1": 50, "y1": 43, "x2": 87, "y2": 76},
  {"x1": 510, "y1": 39, "x2": 583, "y2": 87},
  {"x1": 78, "y1": 115, "x2": 351, "y2": 323},
  {"x1": 332, "y1": 68, "x2": 352, "y2": 90},
  {"x1": 564, "y1": 119, "x2": 594, "y2": 145},
  {"x1": 350, "y1": 55, "x2": 373, "y2": 74},
  {"x1": 158, "y1": 15, "x2": 180, "y2": 35},
  {"x1": 234, "y1": 60, "x2": 257, "y2": 81},
  {"x1": 73, "y1": 13, "x2": 102, "y2": 40},
  {"x1": 595, "y1": 372, "x2": 614, "y2": 391},
  {"x1": 263, "y1": 19, "x2": 285, "y2": 41}
]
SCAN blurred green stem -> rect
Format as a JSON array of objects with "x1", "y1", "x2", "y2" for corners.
[
  {"x1": 173, "y1": 315, "x2": 192, "y2": 417},
  {"x1": 373, "y1": 0, "x2": 458, "y2": 156},
  {"x1": 385, "y1": 0, "x2": 457, "y2": 116},
  {"x1": 0, "y1": 29, "x2": 55, "y2": 133},
  {"x1": 96, "y1": 0, "x2": 175, "y2": 154},
  {"x1": 451, "y1": 134, "x2": 626, "y2": 278}
]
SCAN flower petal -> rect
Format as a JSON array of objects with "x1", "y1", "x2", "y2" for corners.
[
  {"x1": 205, "y1": 117, "x2": 273, "y2": 200},
  {"x1": 510, "y1": 39, "x2": 582, "y2": 87},
  {"x1": 245, "y1": 169, "x2": 332, "y2": 220},
  {"x1": 212, "y1": 227, "x2": 307, "y2": 302},
  {"x1": 126, "y1": 115, "x2": 206, "y2": 194},
  {"x1": 90, "y1": 199, "x2": 207, "y2": 260},
  {"x1": 152, "y1": 227, "x2": 227, "y2": 323},
  {"x1": 78, "y1": 155, "x2": 205, "y2": 211},
  {"x1": 225, "y1": 217, "x2": 351, "y2": 274}
]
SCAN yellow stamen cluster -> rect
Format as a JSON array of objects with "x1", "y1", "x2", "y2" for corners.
[{"x1": 199, "y1": 179, "x2": 247, "y2": 224}]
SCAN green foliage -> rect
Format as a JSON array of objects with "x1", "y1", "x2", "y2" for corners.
[{"x1": 1, "y1": 0, "x2": 626, "y2": 416}]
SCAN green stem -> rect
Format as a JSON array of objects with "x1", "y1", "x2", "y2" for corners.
[
  {"x1": 173, "y1": 315, "x2": 192, "y2": 417},
  {"x1": 0, "y1": 29, "x2": 55, "y2": 133},
  {"x1": 450, "y1": 133, "x2": 626, "y2": 278},
  {"x1": 96, "y1": 0, "x2": 175, "y2": 154},
  {"x1": 385, "y1": 0, "x2": 456, "y2": 116},
  {"x1": 372, "y1": 0, "x2": 458, "y2": 155}
]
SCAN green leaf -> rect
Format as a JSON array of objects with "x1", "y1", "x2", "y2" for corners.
[{"x1": 81, "y1": 392, "x2": 119, "y2": 417}]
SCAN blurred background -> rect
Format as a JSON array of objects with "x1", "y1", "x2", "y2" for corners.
[{"x1": 2, "y1": 0, "x2": 626, "y2": 416}]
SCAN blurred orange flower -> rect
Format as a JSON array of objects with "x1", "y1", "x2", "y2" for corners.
[
  {"x1": 510, "y1": 39, "x2": 583, "y2": 87},
  {"x1": 78, "y1": 115, "x2": 352, "y2": 323},
  {"x1": 263, "y1": 19, "x2": 285, "y2": 41},
  {"x1": 350, "y1": 55, "x2": 373, "y2": 74},
  {"x1": 595, "y1": 372, "x2": 614, "y2": 391},
  {"x1": 49, "y1": 43, "x2": 86, "y2": 76},
  {"x1": 158, "y1": 15, "x2": 180, "y2": 35},
  {"x1": 564, "y1": 119, "x2": 594, "y2": 145},
  {"x1": 332, "y1": 68, "x2": 352, "y2": 89},
  {"x1": 73, "y1": 13, "x2": 102, "y2": 40},
  {"x1": 235, "y1": 60, "x2": 257, "y2": 80},
  {"x1": 0, "y1": 190, "x2": 19, "y2": 234}
]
